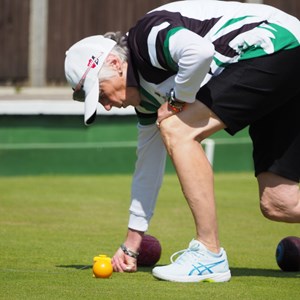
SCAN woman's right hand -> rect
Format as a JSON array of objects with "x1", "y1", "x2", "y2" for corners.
[
  {"x1": 111, "y1": 246, "x2": 137, "y2": 272},
  {"x1": 111, "y1": 229, "x2": 144, "y2": 272}
]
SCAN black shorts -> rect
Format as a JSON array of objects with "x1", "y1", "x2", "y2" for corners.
[{"x1": 197, "y1": 47, "x2": 300, "y2": 182}]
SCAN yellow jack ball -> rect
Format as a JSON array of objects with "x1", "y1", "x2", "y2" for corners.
[{"x1": 93, "y1": 255, "x2": 113, "y2": 278}]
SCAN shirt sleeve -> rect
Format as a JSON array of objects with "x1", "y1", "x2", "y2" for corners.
[
  {"x1": 128, "y1": 123, "x2": 166, "y2": 232},
  {"x1": 168, "y1": 28, "x2": 215, "y2": 102}
]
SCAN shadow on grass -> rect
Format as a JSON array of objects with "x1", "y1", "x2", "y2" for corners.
[
  {"x1": 56, "y1": 265, "x2": 299, "y2": 278},
  {"x1": 231, "y1": 267, "x2": 299, "y2": 278},
  {"x1": 57, "y1": 265, "x2": 92, "y2": 270},
  {"x1": 56, "y1": 264, "x2": 154, "y2": 273}
]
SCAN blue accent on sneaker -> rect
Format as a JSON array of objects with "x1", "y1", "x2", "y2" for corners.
[{"x1": 189, "y1": 260, "x2": 225, "y2": 276}]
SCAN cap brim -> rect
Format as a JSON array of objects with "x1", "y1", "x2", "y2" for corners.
[{"x1": 84, "y1": 79, "x2": 99, "y2": 125}]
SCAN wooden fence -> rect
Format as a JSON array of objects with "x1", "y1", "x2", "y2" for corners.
[
  {"x1": 0, "y1": 0, "x2": 299, "y2": 85},
  {"x1": 0, "y1": 0, "x2": 30, "y2": 83}
]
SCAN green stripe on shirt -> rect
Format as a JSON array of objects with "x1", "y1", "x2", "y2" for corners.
[
  {"x1": 240, "y1": 23, "x2": 300, "y2": 60},
  {"x1": 163, "y1": 27, "x2": 185, "y2": 71}
]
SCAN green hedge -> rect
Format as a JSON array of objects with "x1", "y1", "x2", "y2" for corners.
[{"x1": 0, "y1": 115, "x2": 253, "y2": 176}]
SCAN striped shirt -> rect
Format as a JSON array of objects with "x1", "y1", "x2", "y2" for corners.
[{"x1": 126, "y1": 0, "x2": 300, "y2": 125}]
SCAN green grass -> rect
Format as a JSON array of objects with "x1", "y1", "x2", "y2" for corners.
[{"x1": 0, "y1": 173, "x2": 299, "y2": 299}]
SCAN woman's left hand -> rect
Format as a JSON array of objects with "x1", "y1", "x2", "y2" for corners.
[{"x1": 156, "y1": 102, "x2": 175, "y2": 127}]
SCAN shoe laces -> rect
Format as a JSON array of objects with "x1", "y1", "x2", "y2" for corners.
[{"x1": 170, "y1": 243, "x2": 204, "y2": 264}]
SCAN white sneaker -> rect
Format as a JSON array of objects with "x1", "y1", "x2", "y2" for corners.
[{"x1": 152, "y1": 239, "x2": 231, "y2": 282}]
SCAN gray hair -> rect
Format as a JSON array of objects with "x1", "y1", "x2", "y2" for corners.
[{"x1": 98, "y1": 31, "x2": 128, "y2": 82}]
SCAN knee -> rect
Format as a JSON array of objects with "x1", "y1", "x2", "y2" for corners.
[
  {"x1": 259, "y1": 188, "x2": 295, "y2": 221},
  {"x1": 258, "y1": 173, "x2": 300, "y2": 222},
  {"x1": 160, "y1": 119, "x2": 181, "y2": 152},
  {"x1": 260, "y1": 192, "x2": 280, "y2": 220},
  {"x1": 159, "y1": 117, "x2": 206, "y2": 154}
]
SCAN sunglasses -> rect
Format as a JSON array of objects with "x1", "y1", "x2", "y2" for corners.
[
  {"x1": 72, "y1": 66, "x2": 91, "y2": 102},
  {"x1": 72, "y1": 54, "x2": 103, "y2": 102}
]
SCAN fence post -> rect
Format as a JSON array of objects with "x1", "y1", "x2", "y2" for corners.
[
  {"x1": 28, "y1": 0, "x2": 48, "y2": 87},
  {"x1": 202, "y1": 139, "x2": 215, "y2": 166}
]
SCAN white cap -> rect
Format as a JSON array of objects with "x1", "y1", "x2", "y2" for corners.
[{"x1": 64, "y1": 35, "x2": 116, "y2": 125}]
